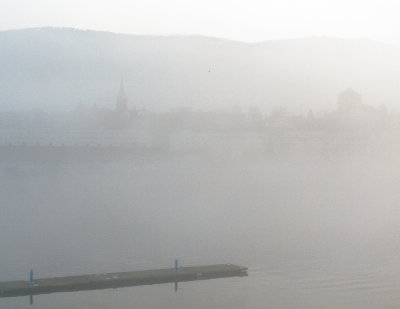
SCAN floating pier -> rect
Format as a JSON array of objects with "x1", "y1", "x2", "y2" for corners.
[{"x1": 0, "y1": 264, "x2": 247, "y2": 297}]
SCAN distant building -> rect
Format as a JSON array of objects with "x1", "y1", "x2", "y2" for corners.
[
  {"x1": 337, "y1": 88, "x2": 363, "y2": 115},
  {"x1": 336, "y1": 88, "x2": 382, "y2": 129},
  {"x1": 116, "y1": 78, "x2": 128, "y2": 113},
  {"x1": 96, "y1": 78, "x2": 134, "y2": 129}
]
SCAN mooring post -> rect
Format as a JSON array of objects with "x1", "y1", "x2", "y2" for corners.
[
  {"x1": 174, "y1": 259, "x2": 178, "y2": 272},
  {"x1": 30, "y1": 270, "x2": 33, "y2": 283}
]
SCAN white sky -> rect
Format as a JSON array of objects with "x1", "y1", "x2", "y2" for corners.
[{"x1": 2, "y1": 0, "x2": 400, "y2": 44}]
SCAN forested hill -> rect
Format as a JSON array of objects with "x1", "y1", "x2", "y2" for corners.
[{"x1": 1, "y1": 27, "x2": 400, "y2": 113}]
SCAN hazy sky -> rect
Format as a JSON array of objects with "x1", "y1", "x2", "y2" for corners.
[{"x1": 2, "y1": 0, "x2": 400, "y2": 44}]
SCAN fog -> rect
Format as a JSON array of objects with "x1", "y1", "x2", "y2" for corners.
[
  {"x1": 2, "y1": 103, "x2": 400, "y2": 308},
  {"x1": 2, "y1": 28, "x2": 400, "y2": 308},
  {"x1": 3, "y1": 28, "x2": 400, "y2": 113},
  {"x1": 3, "y1": 0, "x2": 400, "y2": 45}
]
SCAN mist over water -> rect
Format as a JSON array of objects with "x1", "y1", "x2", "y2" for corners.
[
  {"x1": 2, "y1": 144, "x2": 400, "y2": 308},
  {"x1": 2, "y1": 26, "x2": 400, "y2": 309}
]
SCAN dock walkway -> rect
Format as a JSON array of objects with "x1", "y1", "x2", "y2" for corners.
[{"x1": 0, "y1": 264, "x2": 247, "y2": 297}]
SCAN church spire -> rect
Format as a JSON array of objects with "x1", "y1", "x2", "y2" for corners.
[{"x1": 116, "y1": 78, "x2": 128, "y2": 112}]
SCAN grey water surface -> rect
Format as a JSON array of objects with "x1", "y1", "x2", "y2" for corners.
[{"x1": 1, "y1": 152, "x2": 400, "y2": 308}]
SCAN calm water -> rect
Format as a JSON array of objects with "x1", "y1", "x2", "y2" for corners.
[{"x1": 1, "y1": 151, "x2": 400, "y2": 308}]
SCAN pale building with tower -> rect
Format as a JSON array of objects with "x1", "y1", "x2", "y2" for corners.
[{"x1": 337, "y1": 88, "x2": 363, "y2": 115}]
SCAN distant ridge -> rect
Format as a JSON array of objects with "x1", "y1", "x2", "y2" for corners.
[
  {"x1": 1, "y1": 27, "x2": 400, "y2": 113},
  {"x1": 2, "y1": 27, "x2": 396, "y2": 47}
]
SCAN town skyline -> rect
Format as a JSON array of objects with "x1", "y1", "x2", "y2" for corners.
[{"x1": 2, "y1": 28, "x2": 400, "y2": 114}]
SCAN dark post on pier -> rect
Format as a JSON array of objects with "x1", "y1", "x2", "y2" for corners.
[{"x1": 0, "y1": 264, "x2": 247, "y2": 298}]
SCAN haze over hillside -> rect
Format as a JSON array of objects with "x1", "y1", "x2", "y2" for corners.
[{"x1": 1, "y1": 27, "x2": 400, "y2": 113}]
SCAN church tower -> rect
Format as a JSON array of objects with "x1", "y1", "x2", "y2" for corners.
[{"x1": 116, "y1": 78, "x2": 128, "y2": 112}]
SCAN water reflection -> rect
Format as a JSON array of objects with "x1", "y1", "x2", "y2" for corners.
[{"x1": 2, "y1": 151, "x2": 400, "y2": 308}]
